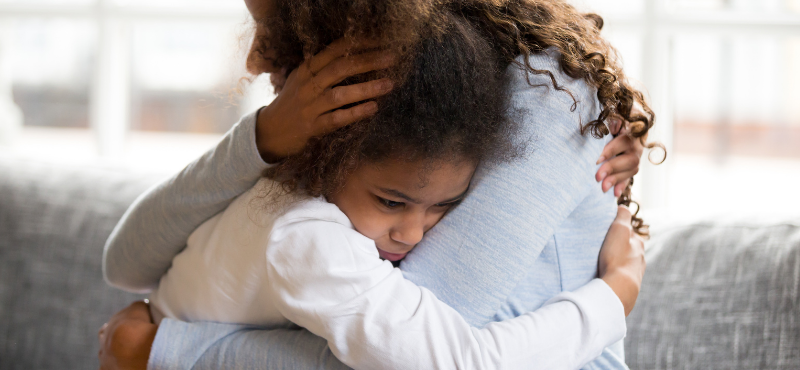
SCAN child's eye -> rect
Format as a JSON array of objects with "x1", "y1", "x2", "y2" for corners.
[
  {"x1": 435, "y1": 199, "x2": 463, "y2": 208},
  {"x1": 377, "y1": 196, "x2": 403, "y2": 209}
]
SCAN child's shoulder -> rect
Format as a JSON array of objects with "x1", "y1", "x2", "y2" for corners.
[{"x1": 244, "y1": 178, "x2": 352, "y2": 231}]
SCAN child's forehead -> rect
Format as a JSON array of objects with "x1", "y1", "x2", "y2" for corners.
[{"x1": 358, "y1": 158, "x2": 475, "y2": 196}]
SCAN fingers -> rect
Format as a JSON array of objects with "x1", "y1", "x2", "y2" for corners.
[
  {"x1": 614, "y1": 180, "x2": 629, "y2": 197},
  {"x1": 597, "y1": 134, "x2": 633, "y2": 165},
  {"x1": 307, "y1": 38, "x2": 383, "y2": 75},
  {"x1": 315, "y1": 101, "x2": 379, "y2": 133},
  {"x1": 317, "y1": 78, "x2": 393, "y2": 114},
  {"x1": 597, "y1": 151, "x2": 640, "y2": 183},
  {"x1": 312, "y1": 50, "x2": 396, "y2": 92},
  {"x1": 607, "y1": 115, "x2": 623, "y2": 135},
  {"x1": 601, "y1": 170, "x2": 637, "y2": 193}
]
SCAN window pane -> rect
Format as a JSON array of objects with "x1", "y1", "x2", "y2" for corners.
[
  {"x1": 789, "y1": 0, "x2": 800, "y2": 13},
  {"x1": 570, "y1": 0, "x2": 645, "y2": 16},
  {"x1": 0, "y1": 0, "x2": 93, "y2": 4},
  {"x1": 668, "y1": 0, "x2": 799, "y2": 12},
  {"x1": 673, "y1": 34, "x2": 799, "y2": 158},
  {"x1": 8, "y1": 19, "x2": 95, "y2": 128},
  {"x1": 666, "y1": 32, "x2": 800, "y2": 215},
  {"x1": 111, "y1": 0, "x2": 244, "y2": 11},
  {"x1": 130, "y1": 20, "x2": 250, "y2": 134}
]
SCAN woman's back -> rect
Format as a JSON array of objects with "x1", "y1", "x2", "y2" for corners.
[{"x1": 401, "y1": 49, "x2": 625, "y2": 368}]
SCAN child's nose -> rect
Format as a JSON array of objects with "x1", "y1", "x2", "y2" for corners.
[{"x1": 390, "y1": 217, "x2": 424, "y2": 247}]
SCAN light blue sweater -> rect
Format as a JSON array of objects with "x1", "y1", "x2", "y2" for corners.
[{"x1": 103, "y1": 51, "x2": 626, "y2": 370}]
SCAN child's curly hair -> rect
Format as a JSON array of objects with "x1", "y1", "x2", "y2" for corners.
[
  {"x1": 264, "y1": 10, "x2": 520, "y2": 198},
  {"x1": 254, "y1": 0, "x2": 661, "y2": 235}
]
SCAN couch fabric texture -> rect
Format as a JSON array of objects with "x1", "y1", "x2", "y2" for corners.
[
  {"x1": 1, "y1": 157, "x2": 799, "y2": 369},
  {"x1": 626, "y1": 220, "x2": 800, "y2": 369},
  {"x1": 0, "y1": 159, "x2": 156, "y2": 370}
]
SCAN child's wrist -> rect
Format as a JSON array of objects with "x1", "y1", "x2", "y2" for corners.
[{"x1": 601, "y1": 269, "x2": 640, "y2": 316}]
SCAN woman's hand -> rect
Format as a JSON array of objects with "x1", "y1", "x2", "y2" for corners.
[
  {"x1": 98, "y1": 301, "x2": 157, "y2": 370},
  {"x1": 595, "y1": 115, "x2": 647, "y2": 197},
  {"x1": 256, "y1": 38, "x2": 396, "y2": 162},
  {"x1": 598, "y1": 206, "x2": 646, "y2": 316}
]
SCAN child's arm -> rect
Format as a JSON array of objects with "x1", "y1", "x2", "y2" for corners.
[
  {"x1": 400, "y1": 51, "x2": 614, "y2": 326},
  {"x1": 102, "y1": 111, "x2": 271, "y2": 293},
  {"x1": 261, "y1": 217, "x2": 627, "y2": 370}
]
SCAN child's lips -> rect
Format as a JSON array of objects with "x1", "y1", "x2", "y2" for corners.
[{"x1": 378, "y1": 248, "x2": 407, "y2": 262}]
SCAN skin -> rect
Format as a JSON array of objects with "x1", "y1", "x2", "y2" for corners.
[
  {"x1": 98, "y1": 1, "x2": 650, "y2": 368},
  {"x1": 329, "y1": 158, "x2": 475, "y2": 261}
]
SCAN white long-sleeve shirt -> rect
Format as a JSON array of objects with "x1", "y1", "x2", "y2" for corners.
[{"x1": 149, "y1": 178, "x2": 626, "y2": 370}]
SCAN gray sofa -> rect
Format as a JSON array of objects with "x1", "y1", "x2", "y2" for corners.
[{"x1": 1, "y1": 157, "x2": 798, "y2": 369}]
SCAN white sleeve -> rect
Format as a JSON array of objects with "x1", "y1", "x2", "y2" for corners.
[{"x1": 265, "y1": 219, "x2": 626, "y2": 370}]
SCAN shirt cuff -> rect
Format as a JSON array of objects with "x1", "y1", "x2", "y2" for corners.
[
  {"x1": 148, "y1": 319, "x2": 242, "y2": 370},
  {"x1": 233, "y1": 109, "x2": 273, "y2": 171},
  {"x1": 549, "y1": 278, "x2": 627, "y2": 348}
]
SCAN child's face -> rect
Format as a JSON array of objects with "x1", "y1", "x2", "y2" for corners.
[{"x1": 329, "y1": 158, "x2": 476, "y2": 262}]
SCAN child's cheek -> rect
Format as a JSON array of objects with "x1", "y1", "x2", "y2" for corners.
[{"x1": 349, "y1": 208, "x2": 392, "y2": 242}]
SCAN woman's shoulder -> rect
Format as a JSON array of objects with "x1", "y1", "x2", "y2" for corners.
[
  {"x1": 506, "y1": 48, "x2": 604, "y2": 136},
  {"x1": 509, "y1": 48, "x2": 599, "y2": 108}
]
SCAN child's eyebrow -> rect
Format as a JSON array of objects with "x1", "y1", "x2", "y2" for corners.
[
  {"x1": 378, "y1": 188, "x2": 421, "y2": 204},
  {"x1": 438, "y1": 189, "x2": 469, "y2": 204}
]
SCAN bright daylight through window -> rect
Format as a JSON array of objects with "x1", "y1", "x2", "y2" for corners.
[{"x1": 1, "y1": 0, "x2": 799, "y2": 219}]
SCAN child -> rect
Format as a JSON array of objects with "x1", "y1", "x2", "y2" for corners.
[{"x1": 145, "y1": 12, "x2": 629, "y2": 370}]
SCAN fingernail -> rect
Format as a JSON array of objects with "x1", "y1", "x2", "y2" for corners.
[
  {"x1": 596, "y1": 156, "x2": 606, "y2": 165},
  {"x1": 597, "y1": 171, "x2": 607, "y2": 182},
  {"x1": 603, "y1": 180, "x2": 612, "y2": 192}
]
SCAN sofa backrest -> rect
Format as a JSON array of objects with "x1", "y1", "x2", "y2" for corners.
[
  {"x1": 0, "y1": 158, "x2": 162, "y2": 370},
  {"x1": 627, "y1": 219, "x2": 800, "y2": 369}
]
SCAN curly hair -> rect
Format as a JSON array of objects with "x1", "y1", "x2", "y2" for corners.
[
  {"x1": 253, "y1": 0, "x2": 661, "y2": 235},
  {"x1": 263, "y1": 10, "x2": 520, "y2": 199}
]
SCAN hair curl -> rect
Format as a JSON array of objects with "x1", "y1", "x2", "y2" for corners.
[{"x1": 253, "y1": 0, "x2": 662, "y2": 235}]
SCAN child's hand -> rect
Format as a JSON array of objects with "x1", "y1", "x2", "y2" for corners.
[
  {"x1": 256, "y1": 38, "x2": 396, "y2": 163},
  {"x1": 598, "y1": 205, "x2": 646, "y2": 316},
  {"x1": 98, "y1": 301, "x2": 157, "y2": 370},
  {"x1": 595, "y1": 108, "x2": 649, "y2": 197}
]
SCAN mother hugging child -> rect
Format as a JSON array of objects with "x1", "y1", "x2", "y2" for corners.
[{"x1": 99, "y1": 0, "x2": 656, "y2": 369}]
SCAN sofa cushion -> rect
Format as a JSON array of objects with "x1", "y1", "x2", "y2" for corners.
[
  {"x1": 0, "y1": 158, "x2": 162, "y2": 370},
  {"x1": 626, "y1": 220, "x2": 800, "y2": 369}
]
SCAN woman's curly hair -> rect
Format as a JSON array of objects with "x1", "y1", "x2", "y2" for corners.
[
  {"x1": 263, "y1": 10, "x2": 520, "y2": 199},
  {"x1": 253, "y1": 0, "x2": 661, "y2": 235}
]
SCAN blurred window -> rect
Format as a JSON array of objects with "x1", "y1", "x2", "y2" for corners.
[
  {"x1": 1, "y1": 0, "x2": 799, "y2": 213},
  {"x1": 129, "y1": 21, "x2": 246, "y2": 133},
  {"x1": 7, "y1": 19, "x2": 94, "y2": 128},
  {"x1": 573, "y1": 0, "x2": 800, "y2": 217},
  {"x1": 0, "y1": 0, "x2": 274, "y2": 170}
]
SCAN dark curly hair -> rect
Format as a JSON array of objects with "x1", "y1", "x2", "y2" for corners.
[
  {"x1": 263, "y1": 10, "x2": 520, "y2": 199},
  {"x1": 253, "y1": 0, "x2": 661, "y2": 235}
]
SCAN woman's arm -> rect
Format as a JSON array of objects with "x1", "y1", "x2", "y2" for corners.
[
  {"x1": 102, "y1": 39, "x2": 395, "y2": 293},
  {"x1": 102, "y1": 111, "x2": 270, "y2": 293}
]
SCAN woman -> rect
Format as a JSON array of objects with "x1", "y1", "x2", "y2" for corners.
[{"x1": 100, "y1": 0, "x2": 650, "y2": 369}]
